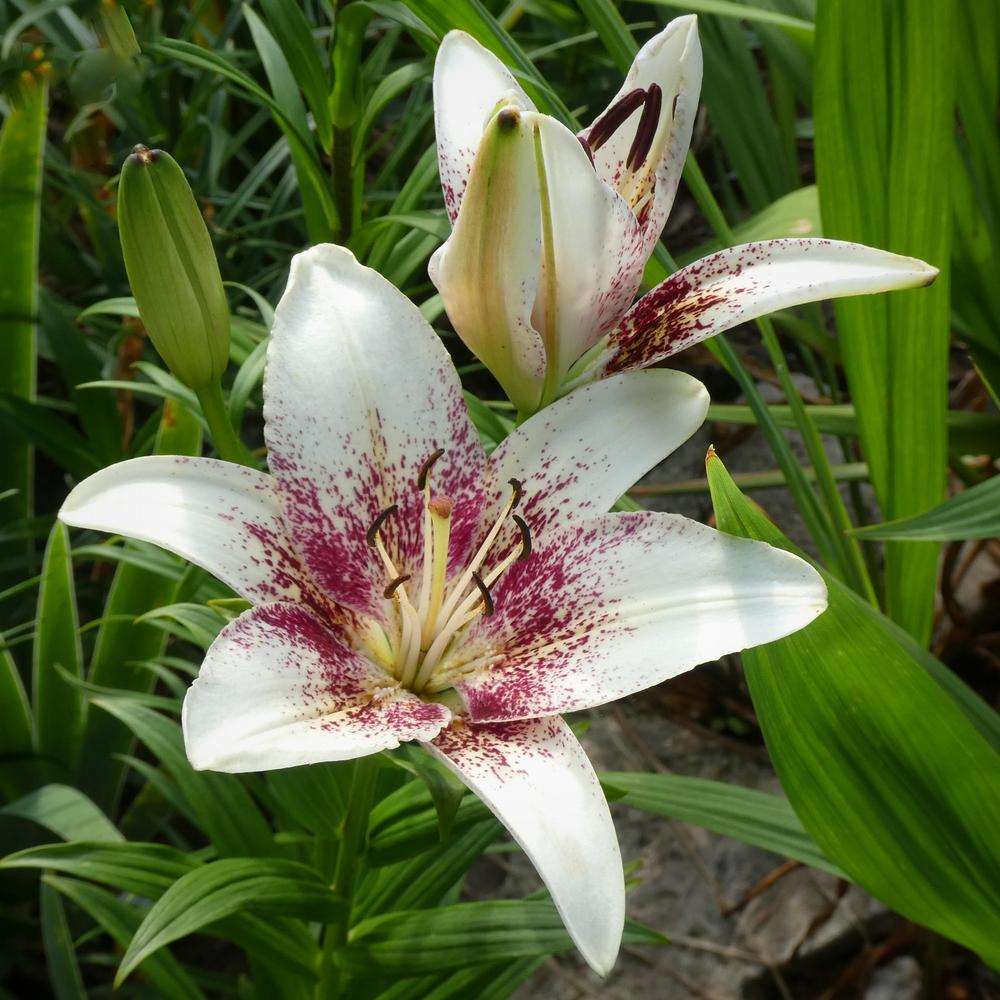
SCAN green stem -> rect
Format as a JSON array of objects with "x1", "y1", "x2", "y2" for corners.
[
  {"x1": 332, "y1": 126, "x2": 353, "y2": 243},
  {"x1": 194, "y1": 380, "x2": 255, "y2": 467},
  {"x1": 316, "y1": 755, "x2": 379, "y2": 1000}
]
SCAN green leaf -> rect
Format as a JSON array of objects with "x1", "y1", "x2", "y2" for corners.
[
  {"x1": 815, "y1": 0, "x2": 954, "y2": 640},
  {"x1": 258, "y1": 0, "x2": 333, "y2": 150},
  {"x1": 707, "y1": 451, "x2": 1000, "y2": 967},
  {"x1": 0, "y1": 645, "x2": 34, "y2": 798},
  {"x1": 33, "y1": 522, "x2": 84, "y2": 770},
  {"x1": 603, "y1": 772, "x2": 843, "y2": 877},
  {"x1": 850, "y1": 476, "x2": 1000, "y2": 541},
  {"x1": 92, "y1": 698, "x2": 278, "y2": 858},
  {"x1": 345, "y1": 900, "x2": 666, "y2": 973},
  {"x1": 116, "y1": 858, "x2": 345, "y2": 986},
  {"x1": 0, "y1": 75, "x2": 46, "y2": 545},
  {"x1": 40, "y1": 881, "x2": 87, "y2": 1000},
  {"x1": 0, "y1": 785, "x2": 123, "y2": 843},
  {"x1": 645, "y1": 0, "x2": 814, "y2": 42},
  {"x1": 43, "y1": 876, "x2": 207, "y2": 1000},
  {"x1": 1, "y1": 840, "x2": 196, "y2": 899}
]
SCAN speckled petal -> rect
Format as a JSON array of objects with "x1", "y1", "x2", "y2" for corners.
[
  {"x1": 183, "y1": 602, "x2": 450, "y2": 772},
  {"x1": 434, "y1": 30, "x2": 535, "y2": 224},
  {"x1": 265, "y1": 244, "x2": 486, "y2": 620},
  {"x1": 426, "y1": 716, "x2": 624, "y2": 976},
  {"x1": 580, "y1": 15, "x2": 701, "y2": 263},
  {"x1": 458, "y1": 512, "x2": 827, "y2": 721},
  {"x1": 604, "y1": 239, "x2": 940, "y2": 374},
  {"x1": 482, "y1": 370, "x2": 708, "y2": 545},
  {"x1": 531, "y1": 115, "x2": 643, "y2": 386},
  {"x1": 58, "y1": 456, "x2": 319, "y2": 607}
]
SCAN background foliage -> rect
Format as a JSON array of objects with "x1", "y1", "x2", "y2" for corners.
[{"x1": 1, "y1": 0, "x2": 998, "y2": 996}]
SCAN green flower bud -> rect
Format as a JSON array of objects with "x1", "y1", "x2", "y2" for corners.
[{"x1": 118, "y1": 145, "x2": 230, "y2": 390}]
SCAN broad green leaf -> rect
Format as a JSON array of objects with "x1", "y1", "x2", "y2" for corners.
[
  {"x1": 1, "y1": 840, "x2": 195, "y2": 899},
  {"x1": 851, "y1": 476, "x2": 1000, "y2": 541},
  {"x1": 258, "y1": 0, "x2": 333, "y2": 151},
  {"x1": 267, "y1": 759, "x2": 352, "y2": 839},
  {"x1": 40, "y1": 881, "x2": 86, "y2": 1000},
  {"x1": 0, "y1": 75, "x2": 46, "y2": 551},
  {"x1": 243, "y1": 4, "x2": 333, "y2": 245},
  {"x1": 33, "y1": 522, "x2": 84, "y2": 770},
  {"x1": 707, "y1": 403, "x2": 1000, "y2": 457},
  {"x1": 43, "y1": 876, "x2": 207, "y2": 1000},
  {"x1": 92, "y1": 698, "x2": 278, "y2": 858},
  {"x1": 645, "y1": 0, "x2": 814, "y2": 42},
  {"x1": 116, "y1": 858, "x2": 345, "y2": 986},
  {"x1": 368, "y1": 780, "x2": 491, "y2": 866},
  {"x1": 707, "y1": 451, "x2": 1000, "y2": 967},
  {"x1": 345, "y1": 900, "x2": 666, "y2": 973},
  {"x1": 0, "y1": 646, "x2": 34, "y2": 798},
  {"x1": 0, "y1": 785, "x2": 122, "y2": 843},
  {"x1": 815, "y1": 0, "x2": 953, "y2": 641},
  {"x1": 604, "y1": 772, "x2": 843, "y2": 877},
  {"x1": 354, "y1": 817, "x2": 499, "y2": 921},
  {"x1": 3, "y1": 842, "x2": 320, "y2": 979},
  {"x1": 137, "y1": 601, "x2": 226, "y2": 650}
]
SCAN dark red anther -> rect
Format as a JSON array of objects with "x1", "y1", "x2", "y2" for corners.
[
  {"x1": 507, "y1": 477, "x2": 523, "y2": 509},
  {"x1": 366, "y1": 504, "x2": 398, "y2": 547},
  {"x1": 383, "y1": 573, "x2": 411, "y2": 599},
  {"x1": 417, "y1": 448, "x2": 445, "y2": 490},
  {"x1": 512, "y1": 514, "x2": 532, "y2": 561},
  {"x1": 587, "y1": 88, "x2": 646, "y2": 152},
  {"x1": 671, "y1": 93, "x2": 679, "y2": 120},
  {"x1": 626, "y1": 84, "x2": 662, "y2": 171},
  {"x1": 577, "y1": 135, "x2": 596, "y2": 166},
  {"x1": 471, "y1": 572, "x2": 495, "y2": 617}
]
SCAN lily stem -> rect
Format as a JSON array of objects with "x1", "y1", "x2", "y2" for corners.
[
  {"x1": 332, "y1": 125, "x2": 354, "y2": 242},
  {"x1": 316, "y1": 755, "x2": 380, "y2": 999},
  {"x1": 194, "y1": 380, "x2": 256, "y2": 468}
]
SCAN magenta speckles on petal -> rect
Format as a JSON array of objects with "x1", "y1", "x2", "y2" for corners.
[
  {"x1": 263, "y1": 245, "x2": 486, "y2": 619},
  {"x1": 604, "y1": 238, "x2": 939, "y2": 375},
  {"x1": 182, "y1": 601, "x2": 451, "y2": 772}
]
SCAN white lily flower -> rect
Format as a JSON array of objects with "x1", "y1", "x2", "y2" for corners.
[
  {"x1": 429, "y1": 18, "x2": 938, "y2": 413},
  {"x1": 60, "y1": 245, "x2": 826, "y2": 975}
]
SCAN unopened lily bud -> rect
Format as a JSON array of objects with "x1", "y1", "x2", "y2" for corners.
[{"x1": 117, "y1": 145, "x2": 230, "y2": 390}]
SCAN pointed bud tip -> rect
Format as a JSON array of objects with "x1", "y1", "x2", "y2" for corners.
[
  {"x1": 128, "y1": 144, "x2": 159, "y2": 167},
  {"x1": 496, "y1": 107, "x2": 521, "y2": 131},
  {"x1": 706, "y1": 443, "x2": 718, "y2": 462}
]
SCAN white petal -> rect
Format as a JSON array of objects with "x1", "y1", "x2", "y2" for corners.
[
  {"x1": 606, "y1": 239, "x2": 940, "y2": 373},
  {"x1": 427, "y1": 717, "x2": 624, "y2": 976},
  {"x1": 581, "y1": 15, "x2": 702, "y2": 260},
  {"x1": 430, "y1": 107, "x2": 547, "y2": 414},
  {"x1": 483, "y1": 370, "x2": 709, "y2": 542},
  {"x1": 183, "y1": 603, "x2": 450, "y2": 772},
  {"x1": 265, "y1": 244, "x2": 486, "y2": 619},
  {"x1": 433, "y1": 30, "x2": 535, "y2": 224},
  {"x1": 531, "y1": 116, "x2": 643, "y2": 388},
  {"x1": 459, "y1": 512, "x2": 827, "y2": 720},
  {"x1": 58, "y1": 456, "x2": 319, "y2": 607}
]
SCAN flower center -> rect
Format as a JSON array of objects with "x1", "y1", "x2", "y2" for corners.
[{"x1": 364, "y1": 451, "x2": 531, "y2": 695}]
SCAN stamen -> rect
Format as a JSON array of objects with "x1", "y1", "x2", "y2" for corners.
[
  {"x1": 430, "y1": 479, "x2": 524, "y2": 636},
  {"x1": 417, "y1": 448, "x2": 445, "y2": 490},
  {"x1": 512, "y1": 514, "x2": 532, "y2": 560},
  {"x1": 588, "y1": 87, "x2": 646, "y2": 151},
  {"x1": 422, "y1": 495, "x2": 454, "y2": 646},
  {"x1": 508, "y1": 478, "x2": 523, "y2": 510},
  {"x1": 578, "y1": 135, "x2": 596, "y2": 166},
  {"x1": 366, "y1": 504, "x2": 398, "y2": 547},
  {"x1": 471, "y1": 572, "x2": 494, "y2": 617},
  {"x1": 626, "y1": 84, "x2": 662, "y2": 170},
  {"x1": 383, "y1": 573, "x2": 411, "y2": 599}
]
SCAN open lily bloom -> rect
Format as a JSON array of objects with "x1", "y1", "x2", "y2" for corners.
[
  {"x1": 429, "y1": 18, "x2": 938, "y2": 414},
  {"x1": 59, "y1": 245, "x2": 826, "y2": 975}
]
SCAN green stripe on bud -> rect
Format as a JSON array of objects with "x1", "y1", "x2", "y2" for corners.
[{"x1": 118, "y1": 145, "x2": 230, "y2": 390}]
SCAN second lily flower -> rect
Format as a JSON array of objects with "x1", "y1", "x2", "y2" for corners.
[{"x1": 429, "y1": 17, "x2": 938, "y2": 415}]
